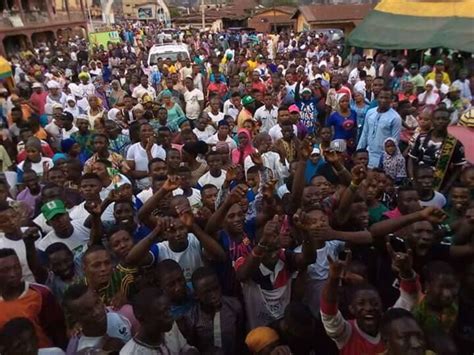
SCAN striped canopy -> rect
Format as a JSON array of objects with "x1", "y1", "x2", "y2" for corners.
[{"x1": 348, "y1": 0, "x2": 474, "y2": 52}]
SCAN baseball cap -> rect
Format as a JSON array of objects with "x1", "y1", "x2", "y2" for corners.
[
  {"x1": 435, "y1": 59, "x2": 444, "y2": 65},
  {"x1": 242, "y1": 95, "x2": 255, "y2": 106},
  {"x1": 41, "y1": 200, "x2": 67, "y2": 221},
  {"x1": 288, "y1": 104, "x2": 300, "y2": 113},
  {"x1": 245, "y1": 327, "x2": 279, "y2": 353},
  {"x1": 311, "y1": 147, "x2": 321, "y2": 156},
  {"x1": 32, "y1": 82, "x2": 42, "y2": 89},
  {"x1": 301, "y1": 88, "x2": 312, "y2": 95},
  {"x1": 330, "y1": 139, "x2": 347, "y2": 153}
]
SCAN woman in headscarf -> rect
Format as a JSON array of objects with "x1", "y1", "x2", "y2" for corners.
[
  {"x1": 17, "y1": 137, "x2": 53, "y2": 180},
  {"x1": 350, "y1": 90, "x2": 369, "y2": 142},
  {"x1": 161, "y1": 90, "x2": 185, "y2": 132},
  {"x1": 108, "y1": 80, "x2": 126, "y2": 107},
  {"x1": 326, "y1": 93, "x2": 357, "y2": 153},
  {"x1": 86, "y1": 95, "x2": 105, "y2": 130},
  {"x1": 417, "y1": 80, "x2": 440, "y2": 107},
  {"x1": 232, "y1": 128, "x2": 255, "y2": 166},
  {"x1": 64, "y1": 95, "x2": 81, "y2": 118},
  {"x1": 379, "y1": 137, "x2": 407, "y2": 184}
]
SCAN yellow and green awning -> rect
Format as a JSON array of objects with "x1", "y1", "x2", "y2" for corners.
[
  {"x1": 0, "y1": 56, "x2": 12, "y2": 80},
  {"x1": 348, "y1": 0, "x2": 474, "y2": 52}
]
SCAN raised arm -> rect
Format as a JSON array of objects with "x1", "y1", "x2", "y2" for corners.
[
  {"x1": 369, "y1": 207, "x2": 446, "y2": 240},
  {"x1": 23, "y1": 228, "x2": 48, "y2": 284},
  {"x1": 137, "y1": 175, "x2": 181, "y2": 228},
  {"x1": 205, "y1": 184, "x2": 247, "y2": 237},
  {"x1": 176, "y1": 204, "x2": 226, "y2": 262},
  {"x1": 334, "y1": 165, "x2": 366, "y2": 225},
  {"x1": 85, "y1": 200, "x2": 104, "y2": 246},
  {"x1": 289, "y1": 138, "x2": 312, "y2": 214}
]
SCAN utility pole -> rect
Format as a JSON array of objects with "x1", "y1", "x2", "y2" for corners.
[{"x1": 201, "y1": 0, "x2": 206, "y2": 30}]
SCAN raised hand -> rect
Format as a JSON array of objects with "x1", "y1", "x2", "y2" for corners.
[
  {"x1": 327, "y1": 250, "x2": 352, "y2": 281},
  {"x1": 324, "y1": 149, "x2": 340, "y2": 165},
  {"x1": 418, "y1": 206, "x2": 447, "y2": 224},
  {"x1": 261, "y1": 215, "x2": 280, "y2": 245},
  {"x1": 145, "y1": 136, "x2": 154, "y2": 152},
  {"x1": 225, "y1": 164, "x2": 239, "y2": 182},
  {"x1": 22, "y1": 227, "x2": 40, "y2": 244},
  {"x1": 351, "y1": 164, "x2": 367, "y2": 185},
  {"x1": 262, "y1": 179, "x2": 278, "y2": 200},
  {"x1": 176, "y1": 204, "x2": 194, "y2": 229},
  {"x1": 386, "y1": 242, "x2": 414, "y2": 279},
  {"x1": 227, "y1": 184, "x2": 247, "y2": 205},
  {"x1": 250, "y1": 151, "x2": 264, "y2": 166},
  {"x1": 162, "y1": 175, "x2": 181, "y2": 192},
  {"x1": 298, "y1": 137, "x2": 313, "y2": 161},
  {"x1": 84, "y1": 200, "x2": 102, "y2": 216}
]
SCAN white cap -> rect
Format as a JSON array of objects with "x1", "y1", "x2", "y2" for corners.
[
  {"x1": 311, "y1": 147, "x2": 321, "y2": 155},
  {"x1": 47, "y1": 80, "x2": 60, "y2": 89},
  {"x1": 32, "y1": 82, "x2": 42, "y2": 89}
]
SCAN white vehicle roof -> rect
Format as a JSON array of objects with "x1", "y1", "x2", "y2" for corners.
[{"x1": 148, "y1": 44, "x2": 190, "y2": 65}]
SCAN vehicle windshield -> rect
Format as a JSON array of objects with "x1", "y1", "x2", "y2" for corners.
[{"x1": 149, "y1": 51, "x2": 188, "y2": 64}]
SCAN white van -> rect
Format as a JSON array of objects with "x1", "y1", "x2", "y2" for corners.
[{"x1": 148, "y1": 44, "x2": 190, "y2": 65}]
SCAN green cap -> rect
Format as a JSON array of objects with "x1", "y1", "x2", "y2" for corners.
[
  {"x1": 41, "y1": 200, "x2": 67, "y2": 221},
  {"x1": 242, "y1": 95, "x2": 255, "y2": 106},
  {"x1": 435, "y1": 59, "x2": 444, "y2": 65}
]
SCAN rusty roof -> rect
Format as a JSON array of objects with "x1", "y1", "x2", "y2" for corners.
[{"x1": 291, "y1": 4, "x2": 374, "y2": 23}]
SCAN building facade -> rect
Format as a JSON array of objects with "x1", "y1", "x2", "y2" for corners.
[{"x1": 0, "y1": 0, "x2": 88, "y2": 56}]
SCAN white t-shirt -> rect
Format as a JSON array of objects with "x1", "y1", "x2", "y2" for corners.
[
  {"x1": 205, "y1": 134, "x2": 237, "y2": 150},
  {"x1": 37, "y1": 219, "x2": 90, "y2": 256},
  {"x1": 0, "y1": 233, "x2": 35, "y2": 282},
  {"x1": 172, "y1": 188, "x2": 202, "y2": 212},
  {"x1": 76, "y1": 312, "x2": 132, "y2": 352},
  {"x1": 268, "y1": 124, "x2": 298, "y2": 142},
  {"x1": 184, "y1": 89, "x2": 204, "y2": 120},
  {"x1": 120, "y1": 322, "x2": 192, "y2": 355},
  {"x1": 193, "y1": 125, "x2": 216, "y2": 141},
  {"x1": 419, "y1": 191, "x2": 447, "y2": 209},
  {"x1": 17, "y1": 157, "x2": 53, "y2": 177},
  {"x1": 126, "y1": 143, "x2": 166, "y2": 188},
  {"x1": 156, "y1": 233, "x2": 203, "y2": 282},
  {"x1": 69, "y1": 200, "x2": 115, "y2": 223},
  {"x1": 208, "y1": 111, "x2": 225, "y2": 125},
  {"x1": 137, "y1": 188, "x2": 153, "y2": 204},
  {"x1": 99, "y1": 174, "x2": 132, "y2": 200},
  {"x1": 197, "y1": 170, "x2": 227, "y2": 190},
  {"x1": 254, "y1": 105, "x2": 278, "y2": 133}
]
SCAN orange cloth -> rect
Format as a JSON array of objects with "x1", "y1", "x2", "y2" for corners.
[{"x1": 0, "y1": 286, "x2": 52, "y2": 348}]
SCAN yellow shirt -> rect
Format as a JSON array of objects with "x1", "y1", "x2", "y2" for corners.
[
  {"x1": 237, "y1": 108, "x2": 253, "y2": 128},
  {"x1": 425, "y1": 71, "x2": 451, "y2": 85},
  {"x1": 247, "y1": 60, "x2": 257, "y2": 73}
]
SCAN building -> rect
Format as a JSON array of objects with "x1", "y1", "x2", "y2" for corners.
[
  {"x1": 122, "y1": 0, "x2": 171, "y2": 24},
  {"x1": 291, "y1": 3, "x2": 374, "y2": 33},
  {"x1": 0, "y1": 0, "x2": 87, "y2": 56},
  {"x1": 248, "y1": 6, "x2": 296, "y2": 33}
]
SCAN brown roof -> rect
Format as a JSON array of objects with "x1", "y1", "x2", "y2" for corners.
[
  {"x1": 292, "y1": 4, "x2": 374, "y2": 23},
  {"x1": 254, "y1": 6, "x2": 296, "y2": 16}
]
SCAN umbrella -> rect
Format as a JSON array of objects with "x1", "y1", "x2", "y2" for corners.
[
  {"x1": 448, "y1": 108, "x2": 474, "y2": 164},
  {"x1": 0, "y1": 56, "x2": 12, "y2": 80}
]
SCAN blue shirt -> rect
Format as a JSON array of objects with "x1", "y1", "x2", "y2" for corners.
[
  {"x1": 357, "y1": 107, "x2": 402, "y2": 168},
  {"x1": 326, "y1": 110, "x2": 357, "y2": 141}
]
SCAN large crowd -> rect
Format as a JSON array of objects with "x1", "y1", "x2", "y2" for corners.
[{"x1": 0, "y1": 24, "x2": 473, "y2": 355}]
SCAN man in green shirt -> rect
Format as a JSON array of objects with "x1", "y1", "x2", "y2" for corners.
[{"x1": 409, "y1": 64, "x2": 425, "y2": 95}]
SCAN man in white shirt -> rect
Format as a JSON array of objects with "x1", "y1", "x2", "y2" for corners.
[
  {"x1": 268, "y1": 107, "x2": 298, "y2": 142},
  {"x1": 223, "y1": 92, "x2": 242, "y2": 120},
  {"x1": 348, "y1": 59, "x2": 366, "y2": 85},
  {"x1": 36, "y1": 200, "x2": 90, "y2": 257},
  {"x1": 120, "y1": 287, "x2": 196, "y2": 355},
  {"x1": 192, "y1": 115, "x2": 216, "y2": 142},
  {"x1": 183, "y1": 76, "x2": 204, "y2": 121},
  {"x1": 244, "y1": 133, "x2": 289, "y2": 184},
  {"x1": 207, "y1": 97, "x2": 225, "y2": 125},
  {"x1": 206, "y1": 120, "x2": 237, "y2": 150},
  {"x1": 64, "y1": 284, "x2": 132, "y2": 354},
  {"x1": 364, "y1": 57, "x2": 376, "y2": 78},
  {"x1": 254, "y1": 92, "x2": 278, "y2": 133},
  {"x1": 132, "y1": 75, "x2": 157, "y2": 101}
]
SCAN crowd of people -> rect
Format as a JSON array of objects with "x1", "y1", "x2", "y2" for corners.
[{"x1": 0, "y1": 24, "x2": 473, "y2": 355}]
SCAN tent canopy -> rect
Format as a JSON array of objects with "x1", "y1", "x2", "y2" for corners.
[{"x1": 348, "y1": 0, "x2": 474, "y2": 52}]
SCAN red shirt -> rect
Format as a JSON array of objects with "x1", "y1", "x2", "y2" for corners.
[
  {"x1": 208, "y1": 82, "x2": 228, "y2": 100},
  {"x1": 30, "y1": 91, "x2": 48, "y2": 115},
  {"x1": 251, "y1": 81, "x2": 266, "y2": 94}
]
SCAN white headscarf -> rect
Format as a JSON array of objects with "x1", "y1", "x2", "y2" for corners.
[{"x1": 107, "y1": 108, "x2": 120, "y2": 121}]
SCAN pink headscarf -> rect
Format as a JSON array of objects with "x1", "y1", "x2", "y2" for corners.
[{"x1": 231, "y1": 128, "x2": 255, "y2": 165}]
